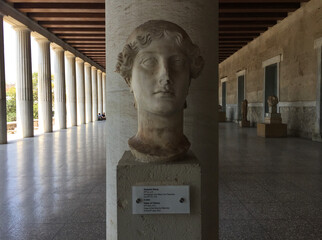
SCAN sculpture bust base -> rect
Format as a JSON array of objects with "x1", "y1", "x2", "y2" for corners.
[
  {"x1": 117, "y1": 151, "x2": 201, "y2": 240},
  {"x1": 128, "y1": 135, "x2": 191, "y2": 163}
]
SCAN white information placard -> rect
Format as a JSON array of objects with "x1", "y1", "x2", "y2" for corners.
[{"x1": 132, "y1": 185, "x2": 190, "y2": 214}]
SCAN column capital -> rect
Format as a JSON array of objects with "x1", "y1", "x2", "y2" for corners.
[
  {"x1": 97, "y1": 69, "x2": 102, "y2": 74},
  {"x1": 84, "y1": 62, "x2": 91, "y2": 67},
  {"x1": 76, "y1": 57, "x2": 84, "y2": 63},
  {"x1": 51, "y1": 44, "x2": 64, "y2": 52},
  {"x1": 35, "y1": 36, "x2": 50, "y2": 43},
  {"x1": 91, "y1": 66, "x2": 97, "y2": 71},
  {"x1": 65, "y1": 51, "x2": 75, "y2": 59},
  {"x1": 12, "y1": 25, "x2": 30, "y2": 32}
]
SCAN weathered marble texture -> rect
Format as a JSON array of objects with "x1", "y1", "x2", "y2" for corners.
[
  {"x1": 280, "y1": 106, "x2": 315, "y2": 138},
  {"x1": 248, "y1": 107, "x2": 263, "y2": 125}
]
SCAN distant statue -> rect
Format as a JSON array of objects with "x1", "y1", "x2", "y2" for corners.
[
  {"x1": 241, "y1": 99, "x2": 248, "y2": 121},
  {"x1": 240, "y1": 99, "x2": 250, "y2": 127},
  {"x1": 267, "y1": 95, "x2": 278, "y2": 114},
  {"x1": 265, "y1": 95, "x2": 282, "y2": 124},
  {"x1": 116, "y1": 20, "x2": 204, "y2": 163}
]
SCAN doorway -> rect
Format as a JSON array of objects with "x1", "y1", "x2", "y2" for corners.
[
  {"x1": 222, "y1": 81, "x2": 226, "y2": 112},
  {"x1": 264, "y1": 63, "x2": 278, "y2": 114},
  {"x1": 237, "y1": 75, "x2": 245, "y2": 120}
]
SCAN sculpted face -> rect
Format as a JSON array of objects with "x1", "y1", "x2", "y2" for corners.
[{"x1": 131, "y1": 38, "x2": 190, "y2": 116}]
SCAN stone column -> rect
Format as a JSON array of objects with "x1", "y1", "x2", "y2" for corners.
[
  {"x1": 84, "y1": 62, "x2": 92, "y2": 123},
  {"x1": 105, "y1": 1, "x2": 218, "y2": 239},
  {"x1": 102, "y1": 72, "x2": 106, "y2": 114},
  {"x1": 52, "y1": 45, "x2": 66, "y2": 129},
  {"x1": 76, "y1": 57, "x2": 85, "y2": 125},
  {"x1": 97, "y1": 70, "x2": 103, "y2": 115},
  {"x1": 91, "y1": 66, "x2": 98, "y2": 121},
  {"x1": 36, "y1": 37, "x2": 52, "y2": 133},
  {"x1": 65, "y1": 51, "x2": 77, "y2": 126},
  {"x1": 0, "y1": 15, "x2": 7, "y2": 144},
  {"x1": 15, "y1": 25, "x2": 33, "y2": 138}
]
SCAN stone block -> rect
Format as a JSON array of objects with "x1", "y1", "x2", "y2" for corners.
[
  {"x1": 257, "y1": 123, "x2": 287, "y2": 138},
  {"x1": 219, "y1": 111, "x2": 226, "y2": 122},
  {"x1": 240, "y1": 120, "x2": 251, "y2": 127},
  {"x1": 117, "y1": 151, "x2": 202, "y2": 240}
]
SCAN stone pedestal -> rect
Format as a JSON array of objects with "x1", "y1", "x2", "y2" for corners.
[
  {"x1": 239, "y1": 120, "x2": 250, "y2": 127},
  {"x1": 257, "y1": 123, "x2": 287, "y2": 138},
  {"x1": 219, "y1": 111, "x2": 226, "y2": 122},
  {"x1": 117, "y1": 151, "x2": 201, "y2": 240}
]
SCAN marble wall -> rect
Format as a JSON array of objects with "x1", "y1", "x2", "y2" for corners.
[{"x1": 219, "y1": 0, "x2": 322, "y2": 139}]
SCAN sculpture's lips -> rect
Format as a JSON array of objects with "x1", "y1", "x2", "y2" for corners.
[{"x1": 153, "y1": 90, "x2": 175, "y2": 97}]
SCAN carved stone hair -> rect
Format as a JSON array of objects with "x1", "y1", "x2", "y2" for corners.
[{"x1": 115, "y1": 20, "x2": 204, "y2": 86}]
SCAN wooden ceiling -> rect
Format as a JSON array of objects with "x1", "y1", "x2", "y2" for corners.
[{"x1": 5, "y1": 0, "x2": 310, "y2": 67}]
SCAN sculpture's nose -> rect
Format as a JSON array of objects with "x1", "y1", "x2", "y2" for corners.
[{"x1": 158, "y1": 60, "x2": 172, "y2": 87}]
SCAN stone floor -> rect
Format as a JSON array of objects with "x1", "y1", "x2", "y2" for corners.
[
  {"x1": 0, "y1": 122, "x2": 321, "y2": 239},
  {"x1": 0, "y1": 122, "x2": 106, "y2": 240},
  {"x1": 219, "y1": 123, "x2": 322, "y2": 240}
]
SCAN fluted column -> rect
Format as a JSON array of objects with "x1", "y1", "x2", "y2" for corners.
[
  {"x1": 102, "y1": 72, "x2": 106, "y2": 114},
  {"x1": 36, "y1": 37, "x2": 52, "y2": 133},
  {"x1": 0, "y1": 15, "x2": 7, "y2": 144},
  {"x1": 52, "y1": 45, "x2": 66, "y2": 129},
  {"x1": 15, "y1": 25, "x2": 33, "y2": 138},
  {"x1": 76, "y1": 57, "x2": 85, "y2": 125},
  {"x1": 65, "y1": 51, "x2": 77, "y2": 126},
  {"x1": 84, "y1": 62, "x2": 92, "y2": 123},
  {"x1": 97, "y1": 69, "x2": 103, "y2": 115},
  {"x1": 91, "y1": 66, "x2": 98, "y2": 121}
]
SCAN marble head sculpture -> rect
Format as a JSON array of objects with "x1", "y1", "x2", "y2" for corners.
[{"x1": 116, "y1": 20, "x2": 204, "y2": 163}]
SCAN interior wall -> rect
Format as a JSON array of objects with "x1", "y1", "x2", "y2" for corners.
[{"x1": 218, "y1": 0, "x2": 322, "y2": 138}]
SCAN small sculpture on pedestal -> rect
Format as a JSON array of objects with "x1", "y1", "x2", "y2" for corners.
[
  {"x1": 116, "y1": 20, "x2": 204, "y2": 163},
  {"x1": 264, "y1": 95, "x2": 282, "y2": 124},
  {"x1": 240, "y1": 99, "x2": 250, "y2": 127},
  {"x1": 257, "y1": 95, "x2": 287, "y2": 137}
]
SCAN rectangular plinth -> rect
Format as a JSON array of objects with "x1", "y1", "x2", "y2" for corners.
[
  {"x1": 219, "y1": 111, "x2": 226, "y2": 122},
  {"x1": 117, "y1": 151, "x2": 201, "y2": 240},
  {"x1": 239, "y1": 120, "x2": 250, "y2": 128},
  {"x1": 257, "y1": 123, "x2": 287, "y2": 138}
]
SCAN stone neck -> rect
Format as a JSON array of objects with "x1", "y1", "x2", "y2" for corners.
[{"x1": 136, "y1": 109, "x2": 184, "y2": 147}]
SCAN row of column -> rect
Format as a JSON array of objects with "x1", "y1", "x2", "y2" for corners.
[{"x1": 0, "y1": 19, "x2": 106, "y2": 143}]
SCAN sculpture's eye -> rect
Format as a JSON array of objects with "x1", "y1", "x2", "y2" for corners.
[
  {"x1": 141, "y1": 57, "x2": 158, "y2": 68},
  {"x1": 171, "y1": 56, "x2": 186, "y2": 67}
]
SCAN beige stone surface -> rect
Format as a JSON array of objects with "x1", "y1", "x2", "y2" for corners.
[
  {"x1": 219, "y1": 0, "x2": 322, "y2": 104},
  {"x1": 106, "y1": 1, "x2": 218, "y2": 239},
  {"x1": 117, "y1": 151, "x2": 201, "y2": 240}
]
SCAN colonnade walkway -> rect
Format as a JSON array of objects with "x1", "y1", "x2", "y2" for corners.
[
  {"x1": 0, "y1": 121, "x2": 106, "y2": 240},
  {"x1": 0, "y1": 122, "x2": 321, "y2": 239}
]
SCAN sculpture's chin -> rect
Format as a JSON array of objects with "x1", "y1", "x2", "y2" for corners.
[{"x1": 128, "y1": 135, "x2": 191, "y2": 163}]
